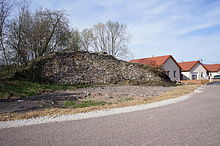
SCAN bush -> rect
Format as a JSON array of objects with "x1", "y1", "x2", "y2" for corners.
[{"x1": 13, "y1": 55, "x2": 52, "y2": 83}]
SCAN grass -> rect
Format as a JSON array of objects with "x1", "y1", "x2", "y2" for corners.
[
  {"x1": 0, "y1": 84, "x2": 200, "y2": 121},
  {"x1": 123, "y1": 97, "x2": 134, "y2": 101},
  {"x1": 63, "y1": 100, "x2": 107, "y2": 108},
  {"x1": 0, "y1": 80, "x2": 81, "y2": 99},
  {"x1": 0, "y1": 69, "x2": 15, "y2": 79},
  {"x1": 0, "y1": 67, "x2": 104, "y2": 99},
  {"x1": 0, "y1": 68, "x2": 97, "y2": 99},
  {"x1": 118, "y1": 97, "x2": 134, "y2": 102}
]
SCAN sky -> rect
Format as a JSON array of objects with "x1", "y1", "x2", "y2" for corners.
[{"x1": 29, "y1": 0, "x2": 220, "y2": 63}]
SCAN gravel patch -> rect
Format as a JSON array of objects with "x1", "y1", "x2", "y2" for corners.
[
  {"x1": 74, "y1": 85, "x2": 173, "y2": 99},
  {"x1": 0, "y1": 85, "x2": 173, "y2": 114},
  {"x1": 0, "y1": 90, "x2": 199, "y2": 129},
  {"x1": 0, "y1": 86, "x2": 203, "y2": 129}
]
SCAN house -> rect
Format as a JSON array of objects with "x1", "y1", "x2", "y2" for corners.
[
  {"x1": 130, "y1": 55, "x2": 181, "y2": 81},
  {"x1": 178, "y1": 61, "x2": 208, "y2": 80},
  {"x1": 204, "y1": 64, "x2": 220, "y2": 78}
]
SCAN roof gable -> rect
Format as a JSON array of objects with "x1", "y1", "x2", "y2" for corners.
[
  {"x1": 130, "y1": 55, "x2": 180, "y2": 68},
  {"x1": 178, "y1": 61, "x2": 206, "y2": 71}
]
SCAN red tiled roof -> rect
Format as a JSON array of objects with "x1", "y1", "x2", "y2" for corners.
[
  {"x1": 130, "y1": 55, "x2": 180, "y2": 68},
  {"x1": 178, "y1": 61, "x2": 206, "y2": 71},
  {"x1": 204, "y1": 64, "x2": 220, "y2": 72}
]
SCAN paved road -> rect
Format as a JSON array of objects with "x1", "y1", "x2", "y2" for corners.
[
  {"x1": 1, "y1": 84, "x2": 220, "y2": 146},
  {"x1": 207, "y1": 81, "x2": 220, "y2": 85}
]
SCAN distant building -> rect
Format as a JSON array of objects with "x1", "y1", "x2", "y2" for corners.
[
  {"x1": 178, "y1": 61, "x2": 208, "y2": 80},
  {"x1": 130, "y1": 55, "x2": 181, "y2": 81},
  {"x1": 204, "y1": 64, "x2": 220, "y2": 78}
]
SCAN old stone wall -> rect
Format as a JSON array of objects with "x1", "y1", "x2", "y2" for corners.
[{"x1": 16, "y1": 51, "x2": 171, "y2": 85}]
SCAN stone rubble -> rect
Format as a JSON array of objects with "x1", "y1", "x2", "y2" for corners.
[{"x1": 24, "y1": 51, "x2": 170, "y2": 85}]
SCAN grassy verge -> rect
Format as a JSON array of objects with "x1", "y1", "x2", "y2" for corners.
[
  {"x1": 0, "y1": 68, "x2": 105, "y2": 99},
  {"x1": 0, "y1": 80, "x2": 77, "y2": 99},
  {"x1": 0, "y1": 84, "x2": 200, "y2": 121}
]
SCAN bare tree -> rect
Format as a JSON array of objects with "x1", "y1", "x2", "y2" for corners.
[
  {"x1": 66, "y1": 28, "x2": 81, "y2": 51},
  {"x1": 90, "y1": 20, "x2": 130, "y2": 58},
  {"x1": 0, "y1": 0, "x2": 14, "y2": 66},
  {"x1": 32, "y1": 9, "x2": 69, "y2": 57},
  {"x1": 7, "y1": 4, "x2": 70, "y2": 66},
  {"x1": 7, "y1": 0, "x2": 32, "y2": 66},
  {"x1": 66, "y1": 28, "x2": 93, "y2": 52},
  {"x1": 90, "y1": 23, "x2": 108, "y2": 53},
  {"x1": 80, "y1": 28, "x2": 93, "y2": 51},
  {"x1": 2, "y1": 1, "x2": 131, "y2": 66},
  {"x1": 106, "y1": 20, "x2": 130, "y2": 58}
]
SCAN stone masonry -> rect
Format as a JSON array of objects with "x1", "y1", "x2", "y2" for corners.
[{"x1": 18, "y1": 51, "x2": 171, "y2": 85}]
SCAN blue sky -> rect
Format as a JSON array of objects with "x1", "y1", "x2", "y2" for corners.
[{"x1": 30, "y1": 0, "x2": 220, "y2": 63}]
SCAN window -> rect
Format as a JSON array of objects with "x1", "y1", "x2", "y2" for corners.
[
  {"x1": 192, "y1": 72, "x2": 198, "y2": 80},
  {"x1": 173, "y1": 71, "x2": 176, "y2": 77},
  {"x1": 201, "y1": 72, "x2": 203, "y2": 78}
]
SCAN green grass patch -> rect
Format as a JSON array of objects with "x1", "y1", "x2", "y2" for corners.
[
  {"x1": 118, "y1": 97, "x2": 134, "y2": 103},
  {"x1": 123, "y1": 97, "x2": 134, "y2": 101},
  {"x1": 0, "y1": 80, "x2": 77, "y2": 99},
  {"x1": 0, "y1": 65, "x2": 96, "y2": 99},
  {"x1": 0, "y1": 68, "x2": 15, "y2": 79},
  {"x1": 63, "y1": 100, "x2": 107, "y2": 108}
]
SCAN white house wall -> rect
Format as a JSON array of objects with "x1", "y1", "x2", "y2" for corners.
[
  {"x1": 181, "y1": 72, "x2": 191, "y2": 80},
  {"x1": 209, "y1": 72, "x2": 220, "y2": 78},
  {"x1": 162, "y1": 58, "x2": 180, "y2": 81},
  {"x1": 180, "y1": 63, "x2": 208, "y2": 80},
  {"x1": 190, "y1": 63, "x2": 208, "y2": 80}
]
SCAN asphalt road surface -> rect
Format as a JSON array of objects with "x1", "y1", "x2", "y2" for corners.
[
  {"x1": 1, "y1": 83, "x2": 220, "y2": 146},
  {"x1": 207, "y1": 81, "x2": 220, "y2": 85}
]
